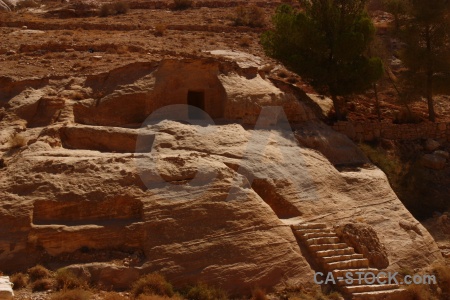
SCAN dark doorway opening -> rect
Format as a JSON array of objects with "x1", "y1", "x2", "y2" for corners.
[{"x1": 187, "y1": 91, "x2": 205, "y2": 119}]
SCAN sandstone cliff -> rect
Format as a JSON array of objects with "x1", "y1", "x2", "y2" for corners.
[{"x1": 0, "y1": 57, "x2": 443, "y2": 294}]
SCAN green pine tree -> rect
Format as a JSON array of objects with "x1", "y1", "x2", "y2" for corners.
[
  {"x1": 400, "y1": 0, "x2": 450, "y2": 121},
  {"x1": 262, "y1": 0, "x2": 384, "y2": 120}
]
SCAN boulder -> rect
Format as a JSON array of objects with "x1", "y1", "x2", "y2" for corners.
[
  {"x1": 335, "y1": 223, "x2": 389, "y2": 269},
  {"x1": 425, "y1": 139, "x2": 441, "y2": 152},
  {"x1": 421, "y1": 154, "x2": 446, "y2": 170},
  {"x1": 0, "y1": 276, "x2": 13, "y2": 300}
]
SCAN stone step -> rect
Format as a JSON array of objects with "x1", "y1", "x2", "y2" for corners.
[
  {"x1": 351, "y1": 288, "x2": 408, "y2": 300},
  {"x1": 306, "y1": 236, "x2": 341, "y2": 245},
  {"x1": 342, "y1": 284, "x2": 399, "y2": 294},
  {"x1": 332, "y1": 268, "x2": 380, "y2": 278},
  {"x1": 316, "y1": 248, "x2": 355, "y2": 257},
  {"x1": 302, "y1": 231, "x2": 337, "y2": 239},
  {"x1": 320, "y1": 253, "x2": 364, "y2": 263},
  {"x1": 337, "y1": 276, "x2": 389, "y2": 287},
  {"x1": 324, "y1": 258, "x2": 369, "y2": 271},
  {"x1": 309, "y1": 243, "x2": 348, "y2": 252},
  {"x1": 292, "y1": 223, "x2": 327, "y2": 230},
  {"x1": 295, "y1": 228, "x2": 332, "y2": 235}
]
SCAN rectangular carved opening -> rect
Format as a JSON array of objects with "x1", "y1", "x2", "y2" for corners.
[{"x1": 187, "y1": 90, "x2": 205, "y2": 119}]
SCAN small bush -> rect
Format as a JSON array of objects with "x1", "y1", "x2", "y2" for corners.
[
  {"x1": 132, "y1": 274, "x2": 174, "y2": 298},
  {"x1": 16, "y1": 0, "x2": 39, "y2": 9},
  {"x1": 50, "y1": 289, "x2": 92, "y2": 300},
  {"x1": 99, "y1": 1, "x2": 129, "y2": 17},
  {"x1": 154, "y1": 24, "x2": 167, "y2": 37},
  {"x1": 55, "y1": 269, "x2": 88, "y2": 290},
  {"x1": 102, "y1": 292, "x2": 128, "y2": 300},
  {"x1": 172, "y1": 0, "x2": 193, "y2": 10},
  {"x1": 11, "y1": 273, "x2": 28, "y2": 290},
  {"x1": 114, "y1": 1, "x2": 129, "y2": 14},
  {"x1": 239, "y1": 36, "x2": 252, "y2": 47},
  {"x1": 137, "y1": 295, "x2": 181, "y2": 300},
  {"x1": 9, "y1": 133, "x2": 28, "y2": 149},
  {"x1": 434, "y1": 264, "x2": 450, "y2": 294},
  {"x1": 251, "y1": 288, "x2": 267, "y2": 300},
  {"x1": 233, "y1": 6, "x2": 265, "y2": 28},
  {"x1": 185, "y1": 283, "x2": 227, "y2": 300},
  {"x1": 28, "y1": 265, "x2": 51, "y2": 281},
  {"x1": 32, "y1": 278, "x2": 53, "y2": 292},
  {"x1": 71, "y1": 2, "x2": 97, "y2": 16},
  {"x1": 406, "y1": 284, "x2": 436, "y2": 300},
  {"x1": 327, "y1": 292, "x2": 343, "y2": 300}
]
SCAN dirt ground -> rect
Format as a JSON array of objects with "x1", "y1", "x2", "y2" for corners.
[{"x1": 1, "y1": 0, "x2": 449, "y2": 123}]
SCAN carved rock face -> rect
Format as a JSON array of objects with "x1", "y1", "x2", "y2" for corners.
[{"x1": 335, "y1": 223, "x2": 389, "y2": 269}]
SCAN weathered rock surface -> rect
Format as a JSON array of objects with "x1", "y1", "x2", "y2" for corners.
[
  {"x1": 0, "y1": 57, "x2": 444, "y2": 294},
  {"x1": 422, "y1": 153, "x2": 447, "y2": 170},
  {"x1": 0, "y1": 1, "x2": 10, "y2": 12},
  {"x1": 425, "y1": 138, "x2": 441, "y2": 152},
  {"x1": 0, "y1": 276, "x2": 13, "y2": 300},
  {"x1": 335, "y1": 223, "x2": 389, "y2": 269},
  {"x1": 434, "y1": 150, "x2": 450, "y2": 160}
]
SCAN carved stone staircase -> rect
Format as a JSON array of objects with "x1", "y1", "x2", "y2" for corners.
[{"x1": 292, "y1": 223, "x2": 409, "y2": 300}]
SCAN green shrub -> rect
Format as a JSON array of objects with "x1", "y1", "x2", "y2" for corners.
[
  {"x1": 172, "y1": 0, "x2": 193, "y2": 10},
  {"x1": 185, "y1": 283, "x2": 227, "y2": 300},
  {"x1": 50, "y1": 289, "x2": 92, "y2": 300},
  {"x1": 55, "y1": 269, "x2": 88, "y2": 290},
  {"x1": 233, "y1": 6, "x2": 265, "y2": 28},
  {"x1": 27, "y1": 265, "x2": 51, "y2": 281},
  {"x1": 131, "y1": 273, "x2": 174, "y2": 298},
  {"x1": 32, "y1": 278, "x2": 53, "y2": 292},
  {"x1": 10, "y1": 273, "x2": 28, "y2": 289}
]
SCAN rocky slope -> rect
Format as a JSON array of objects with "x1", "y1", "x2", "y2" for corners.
[{"x1": 0, "y1": 53, "x2": 444, "y2": 295}]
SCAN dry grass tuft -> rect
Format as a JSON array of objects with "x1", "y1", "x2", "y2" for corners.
[
  {"x1": 28, "y1": 265, "x2": 51, "y2": 281},
  {"x1": 16, "y1": 0, "x2": 39, "y2": 9},
  {"x1": 251, "y1": 287, "x2": 267, "y2": 300},
  {"x1": 184, "y1": 283, "x2": 227, "y2": 300},
  {"x1": 172, "y1": 0, "x2": 193, "y2": 10},
  {"x1": 233, "y1": 6, "x2": 265, "y2": 28},
  {"x1": 433, "y1": 264, "x2": 450, "y2": 294},
  {"x1": 55, "y1": 268, "x2": 89, "y2": 290},
  {"x1": 10, "y1": 273, "x2": 28, "y2": 290},
  {"x1": 100, "y1": 1, "x2": 129, "y2": 17},
  {"x1": 102, "y1": 292, "x2": 128, "y2": 300},
  {"x1": 50, "y1": 289, "x2": 92, "y2": 300},
  {"x1": 154, "y1": 24, "x2": 167, "y2": 37},
  {"x1": 9, "y1": 133, "x2": 28, "y2": 149},
  {"x1": 32, "y1": 278, "x2": 53, "y2": 292},
  {"x1": 239, "y1": 36, "x2": 252, "y2": 47},
  {"x1": 406, "y1": 284, "x2": 437, "y2": 300},
  {"x1": 132, "y1": 273, "x2": 174, "y2": 298}
]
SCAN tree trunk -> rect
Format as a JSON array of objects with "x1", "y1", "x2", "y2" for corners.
[
  {"x1": 373, "y1": 83, "x2": 381, "y2": 121},
  {"x1": 331, "y1": 94, "x2": 343, "y2": 120},
  {"x1": 426, "y1": 25, "x2": 436, "y2": 122}
]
